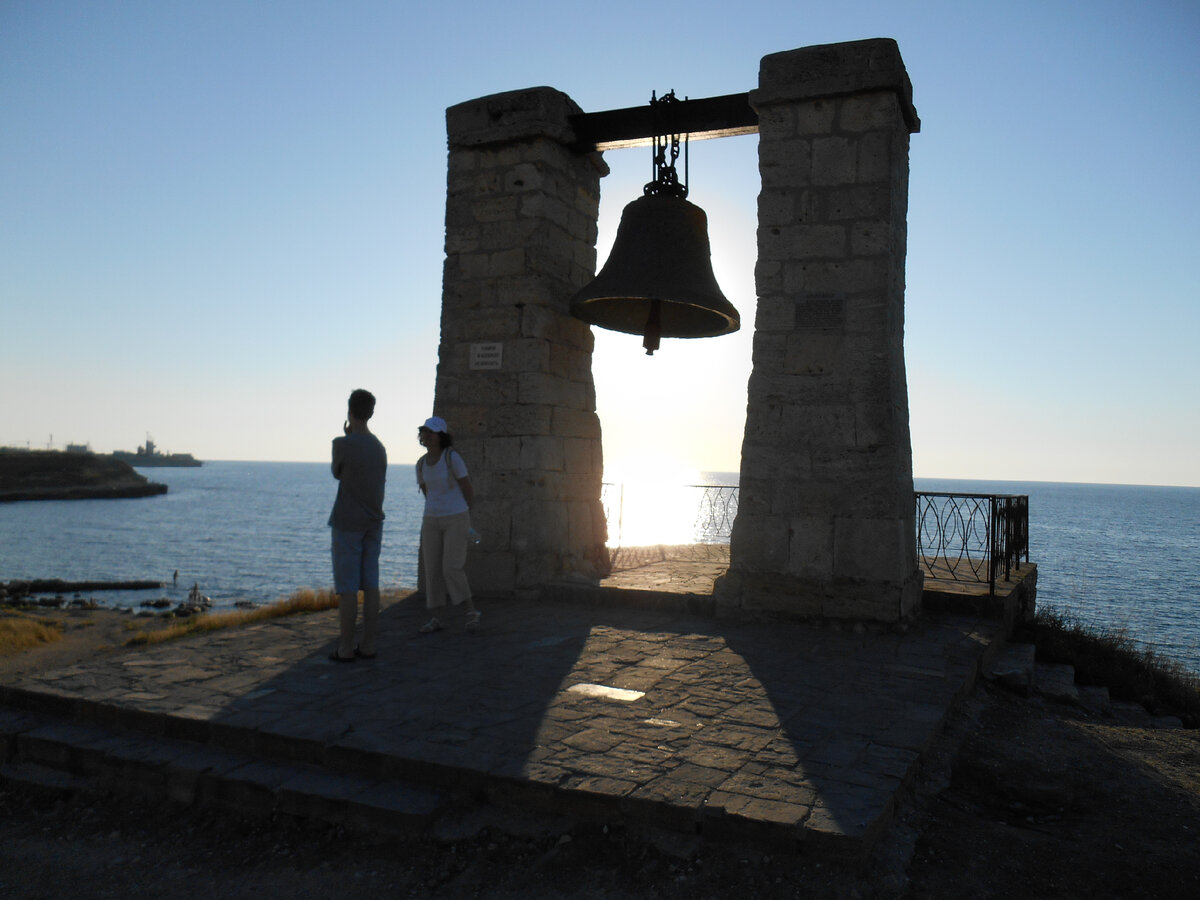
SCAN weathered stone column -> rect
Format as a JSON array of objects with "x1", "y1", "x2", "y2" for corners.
[
  {"x1": 716, "y1": 39, "x2": 923, "y2": 621},
  {"x1": 434, "y1": 88, "x2": 610, "y2": 596}
]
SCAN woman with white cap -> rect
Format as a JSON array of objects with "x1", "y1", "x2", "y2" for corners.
[{"x1": 415, "y1": 416, "x2": 480, "y2": 632}]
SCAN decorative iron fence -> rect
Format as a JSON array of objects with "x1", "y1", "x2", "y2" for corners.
[
  {"x1": 601, "y1": 482, "x2": 738, "y2": 565},
  {"x1": 914, "y1": 492, "x2": 1029, "y2": 595},
  {"x1": 601, "y1": 483, "x2": 1029, "y2": 595}
]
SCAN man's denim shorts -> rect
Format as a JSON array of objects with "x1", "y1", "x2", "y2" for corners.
[{"x1": 331, "y1": 523, "x2": 383, "y2": 596}]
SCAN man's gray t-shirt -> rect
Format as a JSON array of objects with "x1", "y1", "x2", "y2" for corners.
[{"x1": 328, "y1": 433, "x2": 387, "y2": 532}]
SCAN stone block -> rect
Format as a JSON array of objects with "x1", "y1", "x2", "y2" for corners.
[
  {"x1": 499, "y1": 338, "x2": 551, "y2": 374},
  {"x1": 757, "y1": 142, "x2": 812, "y2": 187},
  {"x1": 515, "y1": 551, "x2": 563, "y2": 588},
  {"x1": 749, "y1": 293, "x2": 791, "y2": 332},
  {"x1": 812, "y1": 136, "x2": 858, "y2": 186},
  {"x1": 551, "y1": 407, "x2": 601, "y2": 440},
  {"x1": 756, "y1": 39, "x2": 917, "y2": 134},
  {"x1": 764, "y1": 223, "x2": 847, "y2": 259},
  {"x1": 749, "y1": 331, "x2": 788, "y2": 370},
  {"x1": 838, "y1": 91, "x2": 905, "y2": 133},
  {"x1": 841, "y1": 293, "x2": 892, "y2": 334},
  {"x1": 752, "y1": 102, "x2": 797, "y2": 136},
  {"x1": 549, "y1": 342, "x2": 592, "y2": 381},
  {"x1": 511, "y1": 499, "x2": 569, "y2": 549},
  {"x1": 518, "y1": 303, "x2": 577, "y2": 342},
  {"x1": 853, "y1": 401, "x2": 899, "y2": 451},
  {"x1": 519, "y1": 192, "x2": 572, "y2": 232},
  {"x1": 833, "y1": 517, "x2": 911, "y2": 582},
  {"x1": 447, "y1": 87, "x2": 583, "y2": 149},
  {"x1": 518, "y1": 371, "x2": 589, "y2": 408},
  {"x1": 788, "y1": 515, "x2": 834, "y2": 579},
  {"x1": 855, "y1": 131, "x2": 896, "y2": 185},
  {"x1": 470, "y1": 195, "x2": 521, "y2": 224},
  {"x1": 439, "y1": 373, "x2": 519, "y2": 407},
  {"x1": 729, "y1": 515, "x2": 790, "y2": 570},
  {"x1": 559, "y1": 472, "x2": 603, "y2": 502},
  {"x1": 736, "y1": 572, "x2": 825, "y2": 617},
  {"x1": 800, "y1": 258, "x2": 889, "y2": 295},
  {"x1": 823, "y1": 579, "x2": 908, "y2": 621},
  {"x1": 562, "y1": 437, "x2": 596, "y2": 474},
  {"x1": 519, "y1": 435, "x2": 565, "y2": 472},
  {"x1": 566, "y1": 500, "x2": 600, "y2": 552},
  {"x1": 784, "y1": 331, "x2": 843, "y2": 376},
  {"x1": 850, "y1": 220, "x2": 890, "y2": 256},
  {"x1": 757, "y1": 189, "x2": 799, "y2": 229},
  {"x1": 822, "y1": 184, "x2": 892, "y2": 221},
  {"x1": 483, "y1": 436, "x2": 522, "y2": 471},
  {"x1": 793, "y1": 98, "x2": 837, "y2": 134},
  {"x1": 455, "y1": 251, "x2": 491, "y2": 281}
]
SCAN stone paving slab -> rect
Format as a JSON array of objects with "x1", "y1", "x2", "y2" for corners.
[{"x1": 0, "y1": 592, "x2": 1007, "y2": 857}]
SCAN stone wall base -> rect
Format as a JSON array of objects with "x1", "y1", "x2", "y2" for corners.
[{"x1": 714, "y1": 566, "x2": 923, "y2": 624}]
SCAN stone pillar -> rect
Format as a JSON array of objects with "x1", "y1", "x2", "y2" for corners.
[
  {"x1": 435, "y1": 88, "x2": 610, "y2": 597},
  {"x1": 716, "y1": 39, "x2": 923, "y2": 622}
]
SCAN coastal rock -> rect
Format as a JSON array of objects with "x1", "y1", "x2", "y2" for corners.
[{"x1": 0, "y1": 448, "x2": 167, "y2": 502}]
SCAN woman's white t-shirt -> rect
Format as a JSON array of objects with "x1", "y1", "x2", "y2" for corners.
[{"x1": 417, "y1": 450, "x2": 469, "y2": 517}]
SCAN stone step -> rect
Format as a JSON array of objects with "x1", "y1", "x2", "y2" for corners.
[
  {"x1": 1034, "y1": 662, "x2": 1080, "y2": 704},
  {"x1": 988, "y1": 643, "x2": 1036, "y2": 695},
  {"x1": 1, "y1": 712, "x2": 446, "y2": 834},
  {"x1": 985, "y1": 648, "x2": 1185, "y2": 729}
]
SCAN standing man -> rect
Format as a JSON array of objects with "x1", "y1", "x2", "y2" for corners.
[{"x1": 328, "y1": 388, "x2": 387, "y2": 661}]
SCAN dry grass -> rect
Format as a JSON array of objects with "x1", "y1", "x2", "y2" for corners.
[
  {"x1": 0, "y1": 612, "x2": 65, "y2": 655},
  {"x1": 1018, "y1": 605, "x2": 1200, "y2": 725},
  {"x1": 124, "y1": 588, "x2": 340, "y2": 647}
]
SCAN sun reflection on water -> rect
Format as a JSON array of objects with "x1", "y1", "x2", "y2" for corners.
[{"x1": 603, "y1": 465, "x2": 705, "y2": 547}]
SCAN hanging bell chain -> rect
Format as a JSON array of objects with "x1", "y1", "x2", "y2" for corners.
[{"x1": 645, "y1": 90, "x2": 688, "y2": 199}]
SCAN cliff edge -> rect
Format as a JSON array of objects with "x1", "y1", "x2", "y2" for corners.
[{"x1": 0, "y1": 449, "x2": 168, "y2": 501}]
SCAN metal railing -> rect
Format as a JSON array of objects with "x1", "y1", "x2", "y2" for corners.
[
  {"x1": 914, "y1": 492, "x2": 1029, "y2": 596},
  {"x1": 601, "y1": 482, "x2": 738, "y2": 566},
  {"x1": 601, "y1": 483, "x2": 1030, "y2": 595}
]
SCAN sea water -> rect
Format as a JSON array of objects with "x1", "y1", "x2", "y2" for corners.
[
  {"x1": 0, "y1": 462, "x2": 426, "y2": 610},
  {"x1": 917, "y1": 478, "x2": 1199, "y2": 676},
  {"x1": 1, "y1": 463, "x2": 1196, "y2": 675}
]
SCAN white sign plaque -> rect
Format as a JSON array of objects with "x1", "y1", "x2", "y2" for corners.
[{"x1": 470, "y1": 342, "x2": 503, "y2": 370}]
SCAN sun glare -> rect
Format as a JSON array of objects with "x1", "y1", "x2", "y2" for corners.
[{"x1": 603, "y1": 463, "x2": 705, "y2": 546}]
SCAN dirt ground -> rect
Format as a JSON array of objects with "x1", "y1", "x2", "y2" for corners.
[{"x1": 2, "y1": 608, "x2": 1198, "y2": 898}]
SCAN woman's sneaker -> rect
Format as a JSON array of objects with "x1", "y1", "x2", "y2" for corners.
[
  {"x1": 465, "y1": 610, "x2": 481, "y2": 632},
  {"x1": 419, "y1": 617, "x2": 443, "y2": 634}
]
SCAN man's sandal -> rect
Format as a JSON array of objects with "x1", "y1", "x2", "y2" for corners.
[
  {"x1": 465, "y1": 610, "x2": 481, "y2": 632},
  {"x1": 419, "y1": 617, "x2": 443, "y2": 634}
]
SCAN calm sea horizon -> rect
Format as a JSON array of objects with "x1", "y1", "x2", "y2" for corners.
[{"x1": 1, "y1": 462, "x2": 1196, "y2": 675}]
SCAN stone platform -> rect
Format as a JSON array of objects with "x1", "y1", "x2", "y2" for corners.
[{"x1": 0, "y1": 561, "x2": 1024, "y2": 861}]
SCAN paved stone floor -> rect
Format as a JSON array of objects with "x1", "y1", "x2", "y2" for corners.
[{"x1": 1, "y1": 568, "x2": 1010, "y2": 858}]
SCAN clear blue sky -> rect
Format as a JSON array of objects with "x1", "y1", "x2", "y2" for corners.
[{"x1": 3, "y1": 0, "x2": 1197, "y2": 486}]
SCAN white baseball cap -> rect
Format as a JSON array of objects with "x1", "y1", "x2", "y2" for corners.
[{"x1": 421, "y1": 416, "x2": 448, "y2": 433}]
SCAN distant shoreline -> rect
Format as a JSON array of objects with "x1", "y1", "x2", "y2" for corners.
[{"x1": 0, "y1": 449, "x2": 167, "y2": 503}]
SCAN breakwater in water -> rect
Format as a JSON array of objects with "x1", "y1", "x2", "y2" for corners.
[{"x1": 0, "y1": 449, "x2": 166, "y2": 501}]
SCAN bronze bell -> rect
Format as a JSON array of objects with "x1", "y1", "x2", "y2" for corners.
[
  {"x1": 570, "y1": 193, "x2": 739, "y2": 354},
  {"x1": 570, "y1": 89, "x2": 739, "y2": 355}
]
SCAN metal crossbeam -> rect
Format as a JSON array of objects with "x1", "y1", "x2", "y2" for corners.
[{"x1": 569, "y1": 93, "x2": 758, "y2": 152}]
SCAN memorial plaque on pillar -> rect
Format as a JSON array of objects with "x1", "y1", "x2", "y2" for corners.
[
  {"x1": 470, "y1": 342, "x2": 503, "y2": 370},
  {"x1": 794, "y1": 295, "x2": 844, "y2": 331}
]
